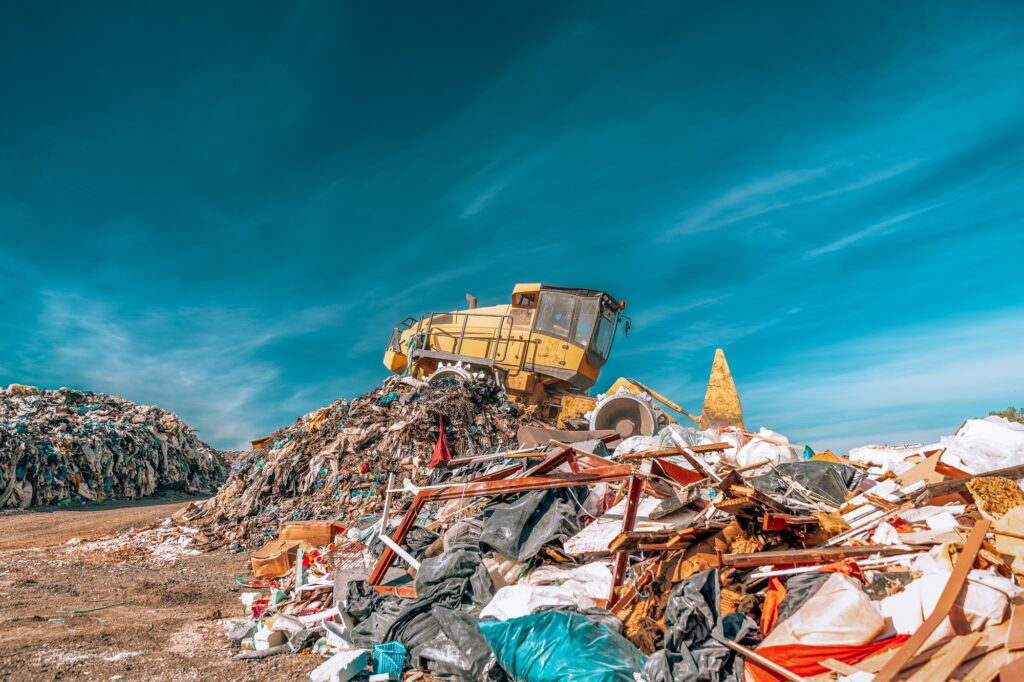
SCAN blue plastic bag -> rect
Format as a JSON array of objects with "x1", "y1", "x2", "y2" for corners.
[{"x1": 479, "y1": 611, "x2": 646, "y2": 682}]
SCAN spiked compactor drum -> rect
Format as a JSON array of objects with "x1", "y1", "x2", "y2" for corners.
[{"x1": 588, "y1": 388, "x2": 665, "y2": 437}]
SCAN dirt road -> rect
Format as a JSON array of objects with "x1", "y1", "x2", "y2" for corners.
[{"x1": 0, "y1": 496, "x2": 314, "y2": 681}]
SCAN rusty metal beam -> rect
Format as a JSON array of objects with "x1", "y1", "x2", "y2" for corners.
[
  {"x1": 368, "y1": 490, "x2": 428, "y2": 586},
  {"x1": 429, "y1": 465, "x2": 634, "y2": 501},
  {"x1": 609, "y1": 473, "x2": 644, "y2": 608}
]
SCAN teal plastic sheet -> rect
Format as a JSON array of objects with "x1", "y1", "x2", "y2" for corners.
[{"x1": 479, "y1": 611, "x2": 646, "y2": 682}]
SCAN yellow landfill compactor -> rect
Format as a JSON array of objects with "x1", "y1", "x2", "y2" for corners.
[
  {"x1": 383, "y1": 283, "x2": 745, "y2": 435},
  {"x1": 383, "y1": 283, "x2": 626, "y2": 419}
]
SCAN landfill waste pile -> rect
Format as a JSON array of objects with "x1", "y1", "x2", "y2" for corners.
[
  {"x1": 205, "y1": 374, "x2": 1024, "y2": 682},
  {"x1": 0, "y1": 384, "x2": 227, "y2": 508},
  {"x1": 174, "y1": 376, "x2": 527, "y2": 551}
]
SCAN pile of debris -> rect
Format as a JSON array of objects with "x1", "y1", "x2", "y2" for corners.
[
  {"x1": 216, "y1": 408, "x2": 1024, "y2": 681},
  {"x1": 0, "y1": 384, "x2": 227, "y2": 508},
  {"x1": 176, "y1": 376, "x2": 527, "y2": 550}
]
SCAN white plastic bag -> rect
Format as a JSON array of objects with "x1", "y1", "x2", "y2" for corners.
[
  {"x1": 733, "y1": 428, "x2": 797, "y2": 472},
  {"x1": 480, "y1": 584, "x2": 596, "y2": 621},
  {"x1": 938, "y1": 417, "x2": 1024, "y2": 474},
  {"x1": 879, "y1": 569, "x2": 1015, "y2": 648},
  {"x1": 761, "y1": 573, "x2": 884, "y2": 647}
]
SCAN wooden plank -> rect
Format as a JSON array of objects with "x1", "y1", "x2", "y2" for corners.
[
  {"x1": 904, "y1": 632, "x2": 981, "y2": 682},
  {"x1": 763, "y1": 513, "x2": 819, "y2": 531},
  {"x1": 610, "y1": 528, "x2": 701, "y2": 553},
  {"x1": 1007, "y1": 601, "x2": 1024, "y2": 651},
  {"x1": 608, "y1": 529, "x2": 677, "y2": 552},
  {"x1": 873, "y1": 519, "x2": 991, "y2": 682},
  {"x1": 715, "y1": 497, "x2": 757, "y2": 514},
  {"x1": 431, "y1": 464, "x2": 635, "y2": 500},
  {"x1": 854, "y1": 620, "x2": 1009, "y2": 675},
  {"x1": 722, "y1": 544, "x2": 915, "y2": 568},
  {"x1": 956, "y1": 647, "x2": 1022, "y2": 682},
  {"x1": 999, "y1": 655, "x2": 1024, "y2": 682},
  {"x1": 916, "y1": 464, "x2": 1024, "y2": 502},
  {"x1": 369, "y1": 490, "x2": 428, "y2": 586},
  {"x1": 818, "y1": 658, "x2": 861, "y2": 675}
]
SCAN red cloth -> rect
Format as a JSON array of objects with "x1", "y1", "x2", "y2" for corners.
[
  {"x1": 429, "y1": 414, "x2": 452, "y2": 468},
  {"x1": 892, "y1": 517, "x2": 916, "y2": 533},
  {"x1": 761, "y1": 577, "x2": 787, "y2": 635},
  {"x1": 817, "y1": 560, "x2": 866, "y2": 582},
  {"x1": 746, "y1": 635, "x2": 910, "y2": 682}
]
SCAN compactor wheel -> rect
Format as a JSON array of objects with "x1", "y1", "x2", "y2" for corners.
[
  {"x1": 426, "y1": 361, "x2": 487, "y2": 383},
  {"x1": 587, "y1": 388, "x2": 664, "y2": 437}
]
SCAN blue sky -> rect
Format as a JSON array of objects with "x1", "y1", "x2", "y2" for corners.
[{"x1": 2, "y1": 2, "x2": 1022, "y2": 451}]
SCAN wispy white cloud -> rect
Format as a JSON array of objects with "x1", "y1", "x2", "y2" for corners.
[
  {"x1": 669, "y1": 167, "x2": 829, "y2": 236},
  {"x1": 617, "y1": 318, "x2": 779, "y2": 360},
  {"x1": 628, "y1": 294, "x2": 732, "y2": 327},
  {"x1": 25, "y1": 292, "x2": 357, "y2": 449},
  {"x1": 666, "y1": 160, "x2": 920, "y2": 237},
  {"x1": 742, "y1": 307, "x2": 1024, "y2": 451},
  {"x1": 445, "y1": 136, "x2": 555, "y2": 219},
  {"x1": 461, "y1": 180, "x2": 510, "y2": 217},
  {"x1": 803, "y1": 204, "x2": 941, "y2": 259}
]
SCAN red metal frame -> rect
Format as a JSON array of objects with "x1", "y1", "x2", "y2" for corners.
[
  {"x1": 368, "y1": 457, "x2": 644, "y2": 600},
  {"x1": 608, "y1": 473, "x2": 644, "y2": 608}
]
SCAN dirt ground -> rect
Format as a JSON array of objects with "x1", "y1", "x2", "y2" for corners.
[{"x1": 0, "y1": 495, "x2": 317, "y2": 681}]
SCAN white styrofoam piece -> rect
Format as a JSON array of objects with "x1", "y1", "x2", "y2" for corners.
[{"x1": 309, "y1": 648, "x2": 368, "y2": 682}]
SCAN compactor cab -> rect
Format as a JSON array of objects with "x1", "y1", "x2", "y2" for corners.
[
  {"x1": 510, "y1": 284, "x2": 621, "y2": 370},
  {"x1": 383, "y1": 283, "x2": 626, "y2": 416}
]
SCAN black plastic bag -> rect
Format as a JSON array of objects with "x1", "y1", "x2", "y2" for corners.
[
  {"x1": 367, "y1": 524, "x2": 440, "y2": 569},
  {"x1": 341, "y1": 578, "x2": 382, "y2": 622},
  {"x1": 479, "y1": 488, "x2": 584, "y2": 561},
  {"x1": 748, "y1": 460, "x2": 866, "y2": 508},
  {"x1": 646, "y1": 569, "x2": 760, "y2": 682},
  {"x1": 383, "y1": 545, "x2": 498, "y2": 681}
]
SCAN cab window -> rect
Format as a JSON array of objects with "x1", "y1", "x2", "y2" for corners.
[
  {"x1": 513, "y1": 292, "x2": 537, "y2": 307},
  {"x1": 593, "y1": 308, "x2": 616, "y2": 358},
  {"x1": 573, "y1": 298, "x2": 598, "y2": 346},
  {"x1": 535, "y1": 292, "x2": 575, "y2": 339}
]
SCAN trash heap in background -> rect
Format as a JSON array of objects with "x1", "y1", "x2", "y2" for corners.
[
  {"x1": 175, "y1": 376, "x2": 527, "y2": 551},
  {"x1": 0, "y1": 384, "x2": 227, "y2": 508},
  {"x1": 213, "y1": 398, "x2": 1024, "y2": 682}
]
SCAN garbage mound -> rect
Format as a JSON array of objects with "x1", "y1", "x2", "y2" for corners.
[
  {"x1": 215, "y1": 410, "x2": 1024, "y2": 681},
  {"x1": 180, "y1": 376, "x2": 526, "y2": 550},
  {"x1": 0, "y1": 384, "x2": 227, "y2": 508}
]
